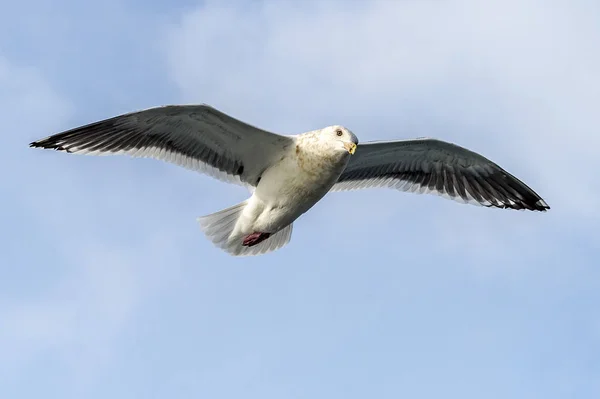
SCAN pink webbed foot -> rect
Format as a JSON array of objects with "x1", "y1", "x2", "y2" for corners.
[{"x1": 242, "y1": 232, "x2": 271, "y2": 247}]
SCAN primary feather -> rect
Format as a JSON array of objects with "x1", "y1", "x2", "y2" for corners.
[
  {"x1": 30, "y1": 104, "x2": 294, "y2": 188},
  {"x1": 333, "y1": 138, "x2": 549, "y2": 211}
]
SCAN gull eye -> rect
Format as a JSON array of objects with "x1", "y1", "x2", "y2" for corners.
[{"x1": 335, "y1": 129, "x2": 343, "y2": 137}]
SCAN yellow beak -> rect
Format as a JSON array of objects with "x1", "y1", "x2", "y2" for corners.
[{"x1": 344, "y1": 142, "x2": 357, "y2": 155}]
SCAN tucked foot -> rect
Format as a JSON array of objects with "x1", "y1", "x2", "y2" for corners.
[{"x1": 242, "y1": 232, "x2": 271, "y2": 247}]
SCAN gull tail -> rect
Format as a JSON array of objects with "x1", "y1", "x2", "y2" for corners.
[{"x1": 197, "y1": 200, "x2": 293, "y2": 257}]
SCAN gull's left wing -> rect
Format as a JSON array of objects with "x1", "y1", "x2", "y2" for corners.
[
  {"x1": 29, "y1": 104, "x2": 295, "y2": 188},
  {"x1": 332, "y1": 138, "x2": 549, "y2": 211}
]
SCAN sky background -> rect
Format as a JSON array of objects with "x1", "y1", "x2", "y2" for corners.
[{"x1": 1, "y1": 0, "x2": 599, "y2": 398}]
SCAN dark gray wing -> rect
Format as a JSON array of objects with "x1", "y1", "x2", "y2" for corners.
[
  {"x1": 30, "y1": 104, "x2": 294, "y2": 187},
  {"x1": 333, "y1": 138, "x2": 549, "y2": 211}
]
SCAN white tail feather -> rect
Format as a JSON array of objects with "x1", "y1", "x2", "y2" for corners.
[{"x1": 197, "y1": 200, "x2": 294, "y2": 256}]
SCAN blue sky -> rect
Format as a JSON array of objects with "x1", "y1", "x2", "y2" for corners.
[{"x1": 1, "y1": 0, "x2": 599, "y2": 397}]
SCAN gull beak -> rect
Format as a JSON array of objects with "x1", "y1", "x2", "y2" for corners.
[{"x1": 344, "y1": 142, "x2": 357, "y2": 155}]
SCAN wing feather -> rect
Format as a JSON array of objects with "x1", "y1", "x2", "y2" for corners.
[
  {"x1": 30, "y1": 104, "x2": 294, "y2": 187},
  {"x1": 333, "y1": 138, "x2": 549, "y2": 211}
]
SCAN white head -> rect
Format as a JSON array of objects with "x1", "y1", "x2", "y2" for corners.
[{"x1": 319, "y1": 125, "x2": 359, "y2": 155}]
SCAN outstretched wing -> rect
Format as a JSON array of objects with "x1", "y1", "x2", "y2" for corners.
[
  {"x1": 30, "y1": 104, "x2": 294, "y2": 187},
  {"x1": 333, "y1": 138, "x2": 549, "y2": 211}
]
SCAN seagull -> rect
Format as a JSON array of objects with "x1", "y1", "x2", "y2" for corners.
[{"x1": 30, "y1": 104, "x2": 549, "y2": 256}]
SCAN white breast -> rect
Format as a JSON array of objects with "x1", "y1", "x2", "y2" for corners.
[{"x1": 244, "y1": 139, "x2": 351, "y2": 233}]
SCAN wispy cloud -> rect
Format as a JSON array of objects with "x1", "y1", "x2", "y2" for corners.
[
  {"x1": 166, "y1": 0, "x2": 600, "y2": 218},
  {"x1": 1, "y1": 1, "x2": 599, "y2": 398},
  {"x1": 0, "y1": 55, "x2": 184, "y2": 394}
]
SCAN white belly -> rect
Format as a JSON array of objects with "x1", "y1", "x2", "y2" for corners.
[{"x1": 236, "y1": 148, "x2": 350, "y2": 235}]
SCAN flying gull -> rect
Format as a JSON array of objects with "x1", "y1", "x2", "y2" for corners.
[{"x1": 30, "y1": 104, "x2": 550, "y2": 256}]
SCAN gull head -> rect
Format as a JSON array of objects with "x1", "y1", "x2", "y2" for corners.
[{"x1": 319, "y1": 125, "x2": 359, "y2": 155}]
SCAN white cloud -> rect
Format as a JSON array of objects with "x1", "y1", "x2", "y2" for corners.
[
  {"x1": 0, "y1": 56, "x2": 185, "y2": 391},
  {"x1": 165, "y1": 0, "x2": 600, "y2": 224},
  {"x1": 2, "y1": 2, "x2": 598, "y2": 397}
]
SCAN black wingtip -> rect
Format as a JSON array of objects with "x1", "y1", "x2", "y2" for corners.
[
  {"x1": 506, "y1": 198, "x2": 550, "y2": 212},
  {"x1": 489, "y1": 201, "x2": 549, "y2": 212},
  {"x1": 526, "y1": 196, "x2": 551, "y2": 212},
  {"x1": 29, "y1": 140, "x2": 49, "y2": 149},
  {"x1": 29, "y1": 138, "x2": 72, "y2": 153},
  {"x1": 535, "y1": 200, "x2": 551, "y2": 212},
  {"x1": 29, "y1": 137, "x2": 49, "y2": 148}
]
